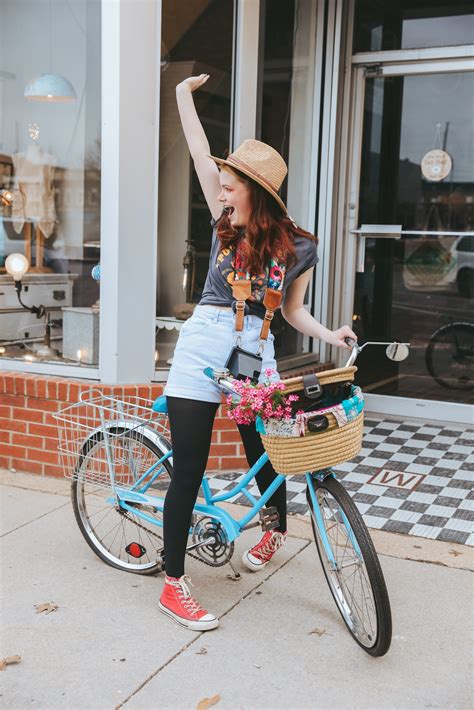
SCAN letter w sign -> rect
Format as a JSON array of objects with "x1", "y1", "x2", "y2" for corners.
[{"x1": 368, "y1": 469, "x2": 426, "y2": 491}]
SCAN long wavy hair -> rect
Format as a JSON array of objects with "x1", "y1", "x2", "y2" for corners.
[{"x1": 217, "y1": 166, "x2": 317, "y2": 273}]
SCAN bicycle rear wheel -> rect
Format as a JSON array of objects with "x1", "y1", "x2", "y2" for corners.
[
  {"x1": 425, "y1": 322, "x2": 474, "y2": 390},
  {"x1": 306, "y1": 475, "x2": 392, "y2": 656},
  {"x1": 71, "y1": 429, "x2": 172, "y2": 575}
]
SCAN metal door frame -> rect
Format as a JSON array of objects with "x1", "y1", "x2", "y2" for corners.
[{"x1": 334, "y1": 49, "x2": 474, "y2": 423}]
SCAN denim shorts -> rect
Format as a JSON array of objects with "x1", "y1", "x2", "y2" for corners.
[{"x1": 164, "y1": 305, "x2": 279, "y2": 403}]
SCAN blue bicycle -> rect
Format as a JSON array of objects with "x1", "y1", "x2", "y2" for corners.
[{"x1": 55, "y1": 341, "x2": 407, "y2": 656}]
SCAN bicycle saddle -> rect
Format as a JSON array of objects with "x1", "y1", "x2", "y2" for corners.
[{"x1": 152, "y1": 395, "x2": 168, "y2": 414}]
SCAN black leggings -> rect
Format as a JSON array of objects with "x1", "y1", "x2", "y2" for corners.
[{"x1": 163, "y1": 396, "x2": 287, "y2": 578}]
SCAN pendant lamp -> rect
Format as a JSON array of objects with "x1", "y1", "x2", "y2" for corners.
[
  {"x1": 23, "y1": 0, "x2": 77, "y2": 103},
  {"x1": 24, "y1": 73, "x2": 77, "y2": 103}
]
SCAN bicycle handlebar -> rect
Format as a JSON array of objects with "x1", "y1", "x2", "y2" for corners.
[{"x1": 204, "y1": 340, "x2": 410, "y2": 396}]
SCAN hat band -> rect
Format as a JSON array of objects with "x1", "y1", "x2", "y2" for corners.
[{"x1": 227, "y1": 155, "x2": 281, "y2": 195}]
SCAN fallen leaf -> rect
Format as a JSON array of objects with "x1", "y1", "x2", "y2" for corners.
[
  {"x1": 195, "y1": 647, "x2": 208, "y2": 655},
  {"x1": 0, "y1": 655, "x2": 21, "y2": 671},
  {"x1": 449, "y1": 550, "x2": 462, "y2": 557},
  {"x1": 308, "y1": 627, "x2": 331, "y2": 637},
  {"x1": 34, "y1": 602, "x2": 58, "y2": 614},
  {"x1": 196, "y1": 694, "x2": 220, "y2": 710}
]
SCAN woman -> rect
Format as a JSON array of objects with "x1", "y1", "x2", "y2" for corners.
[{"x1": 159, "y1": 74, "x2": 357, "y2": 631}]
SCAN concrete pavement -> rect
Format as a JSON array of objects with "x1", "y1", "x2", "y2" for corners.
[{"x1": 1, "y1": 471, "x2": 473, "y2": 710}]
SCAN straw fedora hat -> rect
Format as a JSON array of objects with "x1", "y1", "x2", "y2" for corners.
[{"x1": 209, "y1": 139, "x2": 288, "y2": 213}]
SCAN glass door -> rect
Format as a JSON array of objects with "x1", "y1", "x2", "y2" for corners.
[{"x1": 349, "y1": 60, "x2": 474, "y2": 410}]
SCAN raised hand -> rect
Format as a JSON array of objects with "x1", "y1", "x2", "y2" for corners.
[{"x1": 177, "y1": 74, "x2": 210, "y2": 93}]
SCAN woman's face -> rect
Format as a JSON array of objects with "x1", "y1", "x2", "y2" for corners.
[{"x1": 217, "y1": 167, "x2": 251, "y2": 227}]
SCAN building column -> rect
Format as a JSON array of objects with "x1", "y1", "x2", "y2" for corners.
[
  {"x1": 99, "y1": 0, "x2": 161, "y2": 383},
  {"x1": 232, "y1": 0, "x2": 260, "y2": 147}
]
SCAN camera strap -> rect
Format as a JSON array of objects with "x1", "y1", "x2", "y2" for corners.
[{"x1": 231, "y1": 239, "x2": 287, "y2": 341}]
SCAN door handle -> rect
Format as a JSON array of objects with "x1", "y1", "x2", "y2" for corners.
[
  {"x1": 351, "y1": 225, "x2": 402, "y2": 272},
  {"x1": 350, "y1": 225, "x2": 474, "y2": 272}
]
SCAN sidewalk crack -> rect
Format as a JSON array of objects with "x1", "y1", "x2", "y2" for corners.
[
  {"x1": 117, "y1": 540, "x2": 311, "y2": 708},
  {"x1": 0, "y1": 500, "x2": 71, "y2": 538}
]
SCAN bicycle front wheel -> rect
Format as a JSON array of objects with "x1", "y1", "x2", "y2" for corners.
[
  {"x1": 306, "y1": 475, "x2": 392, "y2": 656},
  {"x1": 71, "y1": 429, "x2": 172, "y2": 575}
]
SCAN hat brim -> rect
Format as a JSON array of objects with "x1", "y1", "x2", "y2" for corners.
[{"x1": 209, "y1": 155, "x2": 287, "y2": 214}]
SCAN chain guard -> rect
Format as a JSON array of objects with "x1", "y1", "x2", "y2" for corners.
[{"x1": 191, "y1": 516, "x2": 234, "y2": 567}]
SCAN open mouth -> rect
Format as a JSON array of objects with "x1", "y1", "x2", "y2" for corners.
[{"x1": 224, "y1": 206, "x2": 235, "y2": 216}]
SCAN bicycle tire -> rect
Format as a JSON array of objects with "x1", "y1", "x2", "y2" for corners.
[
  {"x1": 306, "y1": 475, "x2": 392, "y2": 656},
  {"x1": 71, "y1": 428, "x2": 172, "y2": 575},
  {"x1": 425, "y1": 322, "x2": 474, "y2": 391}
]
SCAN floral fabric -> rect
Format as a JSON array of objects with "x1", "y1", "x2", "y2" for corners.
[{"x1": 258, "y1": 385, "x2": 364, "y2": 438}]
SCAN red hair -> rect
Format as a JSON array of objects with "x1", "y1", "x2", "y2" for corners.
[{"x1": 217, "y1": 166, "x2": 317, "y2": 273}]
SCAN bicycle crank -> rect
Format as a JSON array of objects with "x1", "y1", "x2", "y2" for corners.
[{"x1": 190, "y1": 516, "x2": 234, "y2": 567}]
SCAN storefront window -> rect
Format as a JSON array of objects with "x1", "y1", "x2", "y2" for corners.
[
  {"x1": 0, "y1": 0, "x2": 101, "y2": 367},
  {"x1": 155, "y1": 0, "x2": 234, "y2": 367},
  {"x1": 354, "y1": 0, "x2": 474, "y2": 53},
  {"x1": 257, "y1": 0, "x2": 318, "y2": 368}
]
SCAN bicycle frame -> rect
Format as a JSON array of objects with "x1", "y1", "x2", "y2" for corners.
[{"x1": 99, "y1": 339, "x2": 408, "y2": 567}]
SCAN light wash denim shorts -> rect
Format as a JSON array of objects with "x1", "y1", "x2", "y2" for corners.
[{"x1": 164, "y1": 305, "x2": 279, "y2": 403}]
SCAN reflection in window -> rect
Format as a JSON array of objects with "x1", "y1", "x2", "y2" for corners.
[
  {"x1": 257, "y1": 0, "x2": 318, "y2": 368},
  {"x1": 354, "y1": 0, "x2": 474, "y2": 52},
  {"x1": 354, "y1": 70, "x2": 474, "y2": 405},
  {"x1": 0, "y1": 0, "x2": 101, "y2": 366},
  {"x1": 156, "y1": 0, "x2": 233, "y2": 366},
  {"x1": 359, "y1": 73, "x2": 474, "y2": 233}
]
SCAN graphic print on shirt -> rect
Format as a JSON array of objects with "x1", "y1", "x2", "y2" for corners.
[{"x1": 215, "y1": 246, "x2": 268, "y2": 303}]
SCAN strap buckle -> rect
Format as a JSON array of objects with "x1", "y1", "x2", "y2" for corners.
[
  {"x1": 303, "y1": 373, "x2": 323, "y2": 399},
  {"x1": 231, "y1": 301, "x2": 250, "y2": 316}
]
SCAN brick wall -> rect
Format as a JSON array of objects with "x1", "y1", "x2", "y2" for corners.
[{"x1": 0, "y1": 371, "x2": 248, "y2": 477}]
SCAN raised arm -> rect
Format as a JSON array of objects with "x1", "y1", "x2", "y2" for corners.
[{"x1": 176, "y1": 74, "x2": 222, "y2": 220}]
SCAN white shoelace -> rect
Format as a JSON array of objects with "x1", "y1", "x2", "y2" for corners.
[
  {"x1": 167, "y1": 575, "x2": 204, "y2": 616},
  {"x1": 255, "y1": 532, "x2": 286, "y2": 558}
]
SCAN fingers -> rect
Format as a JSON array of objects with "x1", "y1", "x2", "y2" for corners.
[
  {"x1": 190, "y1": 73, "x2": 210, "y2": 92},
  {"x1": 178, "y1": 74, "x2": 210, "y2": 92},
  {"x1": 343, "y1": 326, "x2": 357, "y2": 342}
]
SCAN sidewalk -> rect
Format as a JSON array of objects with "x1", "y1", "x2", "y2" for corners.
[{"x1": 1, "y1": 471, "x2": 472, "y2": 710}]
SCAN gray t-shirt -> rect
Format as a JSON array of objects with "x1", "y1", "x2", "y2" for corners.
[{"x1": 199, "y1": 216, "x2": 319, "y2": 318}]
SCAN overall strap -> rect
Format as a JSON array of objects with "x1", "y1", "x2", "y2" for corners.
[{"x1": 231, "y1": 241, "x2": 286, "y2": 340}]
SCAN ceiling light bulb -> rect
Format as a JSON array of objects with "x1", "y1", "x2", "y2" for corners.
[{"x1": 5, "y1": 253, "x2": 29, "y2": 281}]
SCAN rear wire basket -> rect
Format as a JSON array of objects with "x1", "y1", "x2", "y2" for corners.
[{"x1": 53, "y1": 390, "x2": 171, "y2": 490}]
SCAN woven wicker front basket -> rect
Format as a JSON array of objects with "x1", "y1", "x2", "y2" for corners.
[{"x1": 260, "y1": 366, "x2": 364, "y2": 475}]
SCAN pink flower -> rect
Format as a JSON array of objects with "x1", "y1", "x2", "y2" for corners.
[{"x1": 226, "y1": 372, "x2": 298, "y2": 425}]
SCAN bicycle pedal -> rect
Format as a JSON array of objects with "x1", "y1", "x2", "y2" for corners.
[{"x1": 259, "y1": 506, "x2": 280, "y2": 531}]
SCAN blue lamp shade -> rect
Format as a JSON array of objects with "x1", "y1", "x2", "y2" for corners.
[{"x1": 24, "y1": 73, "x2": 77, "y2": 103}]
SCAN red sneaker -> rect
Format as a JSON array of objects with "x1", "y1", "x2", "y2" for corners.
[
  {"x1": 159, "y1": 575, "x2": 219, "y2": 631},
  {"x1": 242, "y1": 530, "x2": 287, "y2": 572}
]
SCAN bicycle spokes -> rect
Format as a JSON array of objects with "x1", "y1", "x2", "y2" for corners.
[{"x1": 307, "y1": 477, "x2": 391, "y2": 655}]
